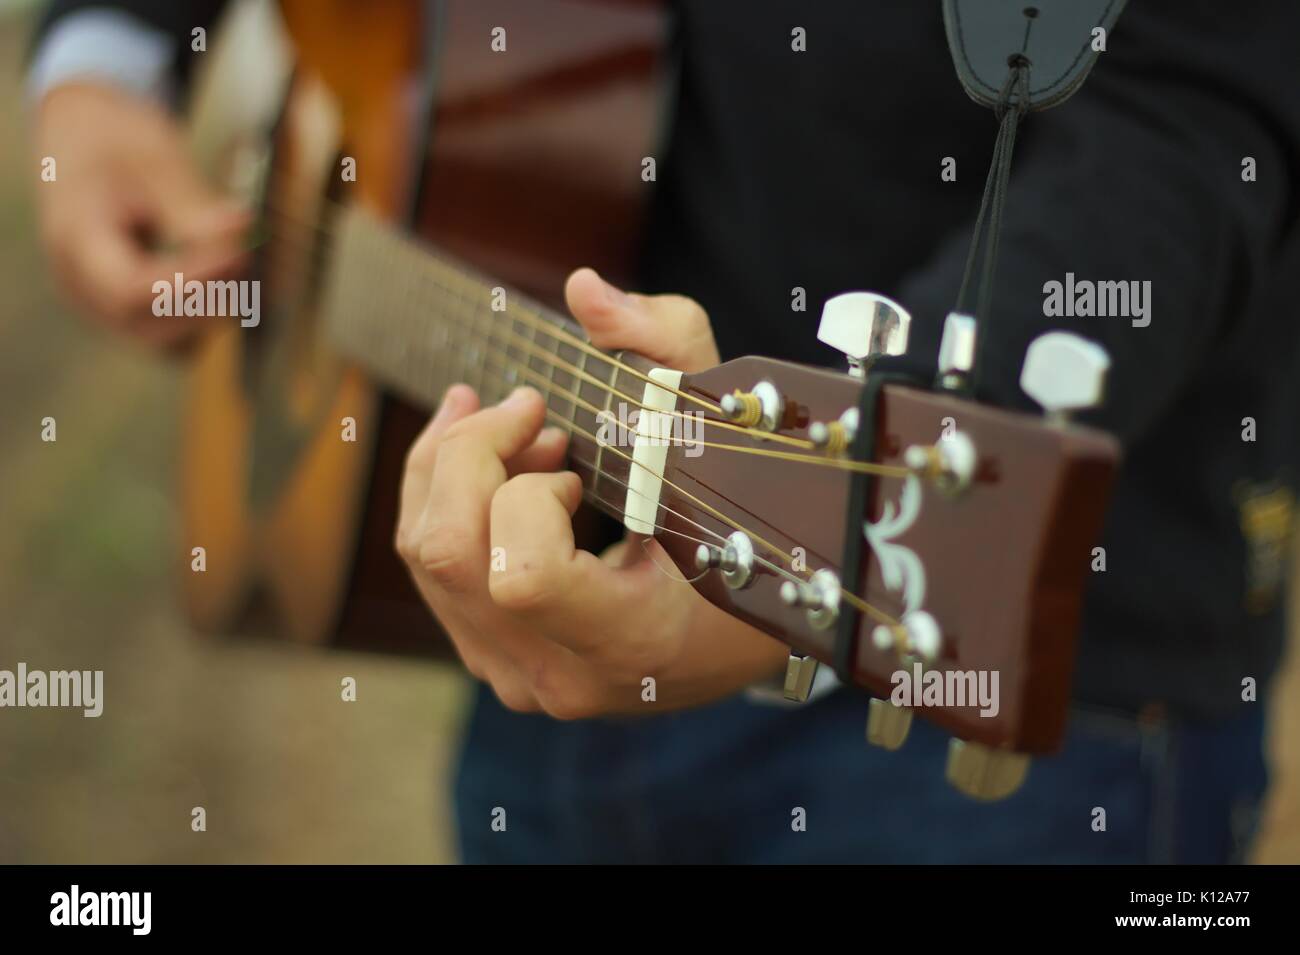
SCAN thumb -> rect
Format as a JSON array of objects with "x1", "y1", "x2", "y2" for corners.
[{"x1": 564, "y1": 267, "x2": 720, "y2": 372}]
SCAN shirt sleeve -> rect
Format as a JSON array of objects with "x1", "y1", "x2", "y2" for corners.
[{"x1": 27, "y1": 8, "x2": 177, "y2": 105}]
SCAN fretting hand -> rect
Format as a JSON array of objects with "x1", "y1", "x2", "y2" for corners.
[{"x1": 395, "y1": 268, "x2": 790, "y2": 717}]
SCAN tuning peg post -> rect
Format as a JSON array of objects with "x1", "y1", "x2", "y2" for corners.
[
  {"x1": 866, "y1": 698, "x2": 913, "y2": 750},
  {"x1": 945, "y1": 739, "x2": 1030, "y2": 801},
  {"x1": 782, "y1": 652, "x2": 820, "y2": 702}
]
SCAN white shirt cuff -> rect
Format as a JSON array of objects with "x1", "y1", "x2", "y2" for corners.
[{"x1": 27, "y1": 9, "x2": 177, "y2": 107}]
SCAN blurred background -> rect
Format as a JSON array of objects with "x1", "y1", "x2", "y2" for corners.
[
  {"x1": 0, "y1": 0, "x2": 1296, "y2": 863},
  {"x1": 0, "y1": 0, "x2": 467, "y2": 863}
]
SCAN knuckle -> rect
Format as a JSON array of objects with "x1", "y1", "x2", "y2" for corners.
[
  {"x1": 527, "y1": 659, "x2": 604, "y2": 721},
  {"x1": 492, "y1": 679, "x2": 540, "y2": 714},
  {"x1": 394, "y1": 522, "x2": 417, "y2": 564},
  {"x1": 668, "y1": 294, "x2": 708, "y2": 328},
  {"x1": 405, "y1": 422, "x2": 449, "y2": 473},
  {"x1": 459, "y1": 651, "x2": 488, "y2": 683},
  {"x1": 416, "y1": 523, "x2": 477, "y2": 590},
  {"x1": 534, "y1": 683, "x2": 599, "y2": 721},
  {"x1": 488, "y1": 561, "x2": 559, "y2": 613}
]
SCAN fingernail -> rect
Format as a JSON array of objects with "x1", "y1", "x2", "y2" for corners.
[{"x1": 502, "y1": 385, "x2": 535, "y2": 406}]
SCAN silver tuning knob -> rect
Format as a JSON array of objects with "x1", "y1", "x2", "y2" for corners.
[
  {"x1": 1019, "y1": 331, "x2": 1111, "y2": 424},
  {"x1": 817, "y1": 292, "x2": 910, "y2": 378}
]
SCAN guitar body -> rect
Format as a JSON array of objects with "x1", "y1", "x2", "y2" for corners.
[{"x1": 180, "y1": 0, "x2": 668, "y2": 654}]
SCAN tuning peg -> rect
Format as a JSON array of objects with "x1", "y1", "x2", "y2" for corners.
[
  {"x1": 693, "y1": 531, "x2": 755, "y2": 589},
  {"x1": 945, "y1": 739, "x2": 1030, "y2": 801},
  {"x1": 1020, "y1": 331, "x2": 1110, "y2": 424},
  {"x1": 870, "y1": 611, "x2": 943, "y2": 662},
  {"x1": 720, "y1": 380, "x2": 783, "y2": 431},
  {"x1": 937, "y1": 312, "x2": 977, "y2": 390},
  {"x1": 779, "y1": 569, "x2": 841, "y2": 630},
  {"x1": 817, "y1": 292, "x2": 911, "y2": 379},
  {"x1": 866, "y1": 698, "x2": 913, "y2": 750},
  {"x1": 808, "y1": 407, "x2": 859, "y2": 454},
  {"x1": 782, "y1": 652, "x2": 820, "y2": 702}
]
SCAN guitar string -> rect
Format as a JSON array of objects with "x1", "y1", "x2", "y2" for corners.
[
  {"x1": 257, "y1": 197, "x2": 915, "y2": 479},
  {"x1": 253, "y1": 196, "x2": 904, "y2": 628},
  {"x1": 424, "y1": 311, "x2": 900, "y2": 628},
  {"x1": 257, "y1": 197, "x2": 820, "y2": 451},
  {"x1": 252, "y1": 198, "x2": 905, "y2": 623},
  {"x1": 259, "y1": 191, "x2": 726, "y2": 417},
  {"x1": 572, "y1": 440, "x2": 854, "y2": 608}
]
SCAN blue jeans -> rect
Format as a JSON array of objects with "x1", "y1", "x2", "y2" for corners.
[{"x1": 453, "y1": 684, "x2": 1269, "y2": 863}]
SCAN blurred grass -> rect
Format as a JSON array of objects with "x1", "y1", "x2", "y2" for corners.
[
  {"x1": 0, "y1": 6, "x2": 1295, "y2": 864},
  {"x1": 0, "y1": 11, "x2": 467, "y2": 863}
]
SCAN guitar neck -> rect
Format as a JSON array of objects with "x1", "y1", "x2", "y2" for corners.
[{"x1": 319, "y1": 204, "x2": 643, "y2": 528}]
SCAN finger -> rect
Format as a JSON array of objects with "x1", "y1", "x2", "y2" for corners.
[
  {"x1": 408, "y1": 385, "x2": 481, "y2": 477},
  {"x1": 441, "y1": 385, "x2": 548, "y2": 461},
  {"x1": 564, "y1": 267, "x2": 720, "y2": 371},
  {"x1": 395, "y1": 384, "x2": 479, "y2": 561},
  {"x1": 416, "y1": 387, "x2": 547, "y2": 594},
  {"x1": 146, "y1": 158, "x2": 252, "y2": 249},
  {"x1": 505, "y1": 425, "x2": 569, "y2": 478},
  {"x1": 396, "y1": 387, "x2": 533, "y2": 694},
  {"x1": 59, "y1": 219, "x2": 156, "y2": 332},
  {"x1": 489, "y1": 469, "x2": 635, "y2": 641}
]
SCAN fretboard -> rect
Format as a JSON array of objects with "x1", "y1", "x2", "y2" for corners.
[{"x1": 319, "y1": 205, "x2": 641, "y2": 525}]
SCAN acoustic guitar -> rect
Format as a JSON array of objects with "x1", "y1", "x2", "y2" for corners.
[{"x1": 180, "y1": 0, "x2": 1119, "y2": 799}]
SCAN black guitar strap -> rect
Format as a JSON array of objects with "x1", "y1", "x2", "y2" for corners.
[
  {"x1": 943, "y1": 0, "x2": 1127, "y2": 112},
  {"x1": 830, "y1": 0, "x2": 1127, "y2": 684},
  {"x1": 943, "y1": 0, "x2": 1128, "y2": 396}
]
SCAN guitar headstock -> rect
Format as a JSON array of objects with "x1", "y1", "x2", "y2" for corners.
[{"x1": 641, "y1": 295, "x2": 1120, "y2": 783}]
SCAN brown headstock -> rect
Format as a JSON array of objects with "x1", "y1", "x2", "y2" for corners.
[{"x1": 651, "y1": 349, "x2": 1119, "y2": 755}]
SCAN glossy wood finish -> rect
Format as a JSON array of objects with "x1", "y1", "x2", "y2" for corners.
[{"x1": 656, "y1": 357, "x2": 1119, "y2": 752}]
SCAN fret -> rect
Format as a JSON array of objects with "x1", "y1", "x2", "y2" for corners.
[
  {"x1": 570, "y1": 345, "x2": 589, "y2": 431},
  {"x1": 591, "y1": 354, "x2": 622, "y2": 500},
  {"x1": 543, "y1": 322, "x2": 562, "y2": 418},
  {"x1": 523, "y1": 310, "x2": 544, "y2": 402},
  {"x1": 322, "y1": 206, "x2": 617, "y2": 429},
  {"x1": 502, "y1": 310, "x2": 522, "y2": 392}
]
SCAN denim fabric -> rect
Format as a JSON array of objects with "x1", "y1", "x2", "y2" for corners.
[{"x1": 453, "y1": 683, "x2": 1269, "y2": 864}]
